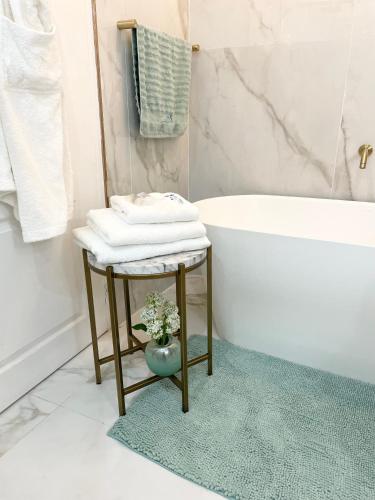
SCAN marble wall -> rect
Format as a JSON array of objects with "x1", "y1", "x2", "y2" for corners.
[
  {"x1": 189, "y1": 0, "x2": 375, "y2": 202},
  {"x1": 95, "y1": 0, "x2": 189, "y2": 199}
]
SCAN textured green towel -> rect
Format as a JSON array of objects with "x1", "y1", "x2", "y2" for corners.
[
  {"x1": 109, "y1": 336, "x2": 375, "y2": 500},
  {"x1": 131, "y1": 26, "x2": 191, "y2": 138}
]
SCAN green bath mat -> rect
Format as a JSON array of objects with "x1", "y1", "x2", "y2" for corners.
[{"x1": 108, "y1": 336, "x2": 375, "y2": 499}]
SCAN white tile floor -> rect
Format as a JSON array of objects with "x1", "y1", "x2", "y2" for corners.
[{"x1": 0, "y1": 284, "x2": 219, "y2": 500}]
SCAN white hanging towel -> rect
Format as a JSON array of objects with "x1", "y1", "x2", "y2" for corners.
[
  {"x1": 0, "y1": 0, "x2": 16, "y2": 209},
  {"x1": 111, "y1": 192, "x2": 199, "y2": 224},
  {"x1": 0, "y1": 0, "x2": 71, "y2": 242},
  {"x1": 0, "y1": 110, "x2": 16, "y2": 206}
]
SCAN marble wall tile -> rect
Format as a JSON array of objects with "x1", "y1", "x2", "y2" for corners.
[
  {"x1": 280, "y1": 0, "x2": 354, "y2": 44},
  {"x1": 352, "y1": 0, "x2": 375, "y2": 39},
  {"x1": 332, "y1": 18, "x2": 375, "y2": 200},
  {"x1": 123, "y1": 0, "x2": 188, "y2": 39},
  {"x1": 95, "y1": 0, "x2": 131, "y2": 197},
  {"x1": 190, "y1": 0, "x2": 282, "y2": 50},
  {"x1": 190, "y1": 43, "x2": 349, "y2": 201},
  {"x1": 331, "y1": 0, "x2": 375, "y2": 201},
  {"x1": 131, "y1": 134, "x2": 189, "y2": 196}
]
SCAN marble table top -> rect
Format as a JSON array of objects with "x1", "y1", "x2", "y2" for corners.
[{"x1": 88, "y1": 249, "x2": 207, "y2": 275}]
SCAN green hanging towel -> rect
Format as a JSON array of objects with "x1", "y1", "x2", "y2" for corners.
[{"x1": 131, "y1": 26, "x2": 191, "y2": 138}]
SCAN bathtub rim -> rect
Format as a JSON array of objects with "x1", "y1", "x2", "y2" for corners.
[{"x1": 195, "y1": 194, "x2": 375, "y2": 249}]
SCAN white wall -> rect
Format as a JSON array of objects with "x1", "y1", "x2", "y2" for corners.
[{"x1": 0, "y1": 0, "x2": 107, "y2": 411}]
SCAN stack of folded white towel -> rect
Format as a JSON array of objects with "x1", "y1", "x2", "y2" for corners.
[{"x1": 73, "y1": 192, "x2": 210, "y2": 265}]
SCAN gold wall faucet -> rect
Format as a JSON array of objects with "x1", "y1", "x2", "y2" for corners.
[{"x1": 358, "y1": 144, "x2": 373, "y2": 169}]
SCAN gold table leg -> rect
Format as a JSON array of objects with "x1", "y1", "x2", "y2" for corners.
[
  {"x1": 123, "y1": 280, "x2": 134, "y2": 349},
  {"x1": 178, "y1": 263, "x2": 189, "y2": 413},
  {"x1": 84, "y1": 249, "x2": 212, "y2": 416},
  {"x1": 207, "y1": 246, "x2": 213, "y2": 376},
  {"x1": 82, "y1": 249, "x2": 101, "y2": 384},
  {"x1": 106, "y1": 266, "x2": 126, "y2": 416}
]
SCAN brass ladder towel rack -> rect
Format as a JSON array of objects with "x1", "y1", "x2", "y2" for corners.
[{"x1": 117, "y1": 19, "x2": 200, "y2": 52}]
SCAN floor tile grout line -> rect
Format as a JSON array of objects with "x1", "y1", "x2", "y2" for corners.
[{"x1": 55, "y1": 403, "x2": 110, "y2": 426}]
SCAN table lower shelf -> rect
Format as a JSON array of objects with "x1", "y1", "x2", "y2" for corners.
[{"x1": 97, "y1": 331, "x2": 209, "y2": 397}]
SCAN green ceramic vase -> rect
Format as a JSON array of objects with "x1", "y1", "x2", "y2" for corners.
[{"x1": 145, "y1": 335, "x2": 181, "y2": 377}]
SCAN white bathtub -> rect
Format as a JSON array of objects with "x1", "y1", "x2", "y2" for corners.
[{"x1": 195, "y1": 195, "x2": 375, "y2": 383}]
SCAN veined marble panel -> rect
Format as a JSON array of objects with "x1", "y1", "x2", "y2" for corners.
[
  {"x1": 189, "y1": 43, "x2": 349, "y2": 202},
  {"x1": 123, "y1": 0, "x2": 188, "y2": 39},
  {"x1": 130, "y1": 134, "x2": 189, "y2": 196},
  {"x1": 190, "y1": 0, "x2": 282, "y2": 50},
  {"x1": 352, "y1": 0, "x2": 375, "y2": 40},
  {"x1": 95, "y1": 0, "x2": 189, "y2": 309},
  {"x1": 332, "y1": 7, "x2": 375, "y2": 201},
  {"x1": 88, "y1": 249, "x2": 206, "y2": 275},
  {"x1": 190, "y1": 0, "x2": 354, "y2": 49},
  {"x1": 280, "y1": 0, "x2": 354, "y2": 44},
  {"x1": 95, "y1": 0, "x2": 131, "y2": 197}
]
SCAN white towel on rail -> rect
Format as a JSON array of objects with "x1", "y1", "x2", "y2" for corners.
[
  {"x1": 0, "y1": 0, "x2": 16, "y2": 209},
  {"x1": 1, "y1": 0, "x2": 51, "y2": 30},
  {"x1": 0, "y1": 0, "x2": 71, "y2": 242},
  {"x1": 110, "y1": 192, "x2": 199, "y2": 224},
  {"x1": 73, "y1": 226, "x2": 211, "y2": 265},
  {"x1": 0, "y1": 111, "x2": 16, "y2": 205},
  {"x1": 87, "y1": 207, "x2": 206, "y2": 247}
]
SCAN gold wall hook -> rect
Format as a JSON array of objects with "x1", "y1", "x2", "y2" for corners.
[{"x1": 359, "y1": 144, "x2": 373, "y2": 169}]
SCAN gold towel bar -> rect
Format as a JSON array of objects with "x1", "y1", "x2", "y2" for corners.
[{"x1": 117, "y1": 19, "x2": 200, "y2": 52}]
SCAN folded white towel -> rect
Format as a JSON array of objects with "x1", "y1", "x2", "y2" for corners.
[
  {"x1": 87, "y1": 208, "x2": 206, "y2": 247},
  {"x1": 110, "y1": 192, "x2": 199, "y2": 224},
  {"x1": 73, "y1": 226, "x2": 210, "y2": 265}
]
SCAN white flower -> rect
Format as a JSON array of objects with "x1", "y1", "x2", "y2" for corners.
[
  {"x1": 140, "y1": 292, "x2": 180, "y2": 343},
  {"x1": 145, "y1": 291, "x2": 163, "y2": 309}
]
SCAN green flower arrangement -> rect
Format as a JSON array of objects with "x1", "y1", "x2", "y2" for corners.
[{"x1": 133, "y1": 292, "x2": 180, "y2": 346}]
